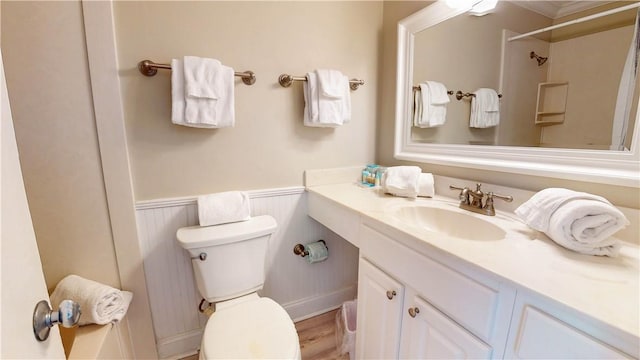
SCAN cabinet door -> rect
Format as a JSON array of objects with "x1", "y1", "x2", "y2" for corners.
[
  {"x1": 400, "y1": 292, "x2": 493, "y2": 359},
  {"x1": 507, "y1": 305, "x2": 632, "y2": 359},
  {"x1": 355, "y1": 258, "x2": 404, "y2": 359}
]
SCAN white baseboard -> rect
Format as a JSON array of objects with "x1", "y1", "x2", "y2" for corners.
[
  {"x1": 284, "y1": 285, "x2": 358, "y2": 322},
  {"x1": 157, "y1": 329, "x2": 203, "y2": 359}
]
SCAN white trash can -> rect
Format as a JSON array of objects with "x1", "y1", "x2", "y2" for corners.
[{"x1": 335, "y1": 299, "x2": 357, "y2": 360}]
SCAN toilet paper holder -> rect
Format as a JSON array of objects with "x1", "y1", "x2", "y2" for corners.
[{"x1": 293, "y1": 240, "x2": 327, "y2": 257}]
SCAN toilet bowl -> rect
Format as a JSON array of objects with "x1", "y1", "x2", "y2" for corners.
[
  {"x1": 176, "y1": 215, "x2": 300, "y2": 359},
  {"x1": 200, "y1": 294, "x2": 300, "y2": 359}
]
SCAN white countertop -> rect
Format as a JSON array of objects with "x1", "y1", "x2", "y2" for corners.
[{"x1": 306, "y1": 182, "x2": 640, "y2": 340}]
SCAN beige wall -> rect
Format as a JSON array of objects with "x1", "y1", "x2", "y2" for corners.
[
  {"x1": 114, "y1": 1, "x2": 383, "y2": 201},
  {"x1": 542, "y1": 25, "x2": 633, "y2": 148},
  {"x1": 498, "y1": 30, "x2": 547, "y2": 146},
  {"x1": 411, "y1": 1, "x2": 551, "y2": 146},
  {"x1": 378, "y1": 1, "x2": 640, "y2": 209},
  {"x1": 1, "y1": 1, "x2": 121, "y2": 290}
]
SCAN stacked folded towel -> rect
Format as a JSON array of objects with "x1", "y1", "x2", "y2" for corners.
[
  {"x1": 303, "y1": 69, "x2": 351, "y2": 127},
  {"x1": 414, "y1": 81, "x2": 450, "y2": 128},
  {"x1": 381, "y1": 166, "x2": 434, "y2": 198},
  {"x1": 50, "y1": 275, "x2": 133, "y2": 326},
  {"x1": 198, "y1": 191, "x2": 251, "y2": 226},
  {"x1": 470, "y1": 88, "x2": 500, "y2": 128},
  {"x1": 515, "y1": 188, "x2": 630, "y2": 257},
  {"x1": 172, "y1": 56, "x2": 235, "y2": 128}
]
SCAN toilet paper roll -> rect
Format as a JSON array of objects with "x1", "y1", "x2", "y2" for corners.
[{"x1": 304, "y1": 241, "x2": 329, "y2": 264}]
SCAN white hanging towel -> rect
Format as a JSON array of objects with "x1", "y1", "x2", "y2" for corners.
[
  {"x1": 470, "y1": 88, "x2": 500, "y2": 128},
  {"x1": 303, "y1": 69, "x2": 350, "y2": 127},
  {"x1": 171, "y1": 56, "x2": 235, "y2": 128},
  {"x1": 303, "y1": 71, "x2": 320, "y2": 126},
  {"x1": 413, "y1": 86, "x2": 423, "y2": 126},
  {"x1": 414, "y1": 81, "x2": 449, "y2": 128},
  {"x1": 50, "y1": 275, "x2": 133, "y2": 326},
  {"x1": 198, "y1": 191, "x2": 251, "y2": 226}
]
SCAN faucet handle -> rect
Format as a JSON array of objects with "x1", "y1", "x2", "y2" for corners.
[
  {"x1": 482, "y1": 192, "x2": 513, "y2": 216},
  {"x1": 449, "y1": 185, "x2": 465, "y2": 192},
  {"x1": 488, "y1": 192, "x2": 513, "y2": 203},
  {"x1": 449, "y1": 185, "x2": 470, "y2": 204}
]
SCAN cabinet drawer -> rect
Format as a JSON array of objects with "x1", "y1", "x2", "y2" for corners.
[
  {"x1": 361, "y1": 224, "x2": 501, "y2": 342},
  {"x1": 510, "y1": 306, "x2": 632, "y2": 359}
]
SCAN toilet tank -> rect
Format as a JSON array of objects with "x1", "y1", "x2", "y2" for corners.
[{"x1": 176, "y1": 215, "x2": 277, "y2": 303}]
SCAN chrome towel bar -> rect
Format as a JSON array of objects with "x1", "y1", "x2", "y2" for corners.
[
  {"x1": 411, "y1": 86, "x2": 502, "y2": 100},
  {"x1": 278, "y1": 73, "x2": 365, "y2": 91},
  {"x1": 137, "y1": 59, "x2": 256, "y2": 85},
  {"x1": 412, "y1": 86, "x2": 454, "y2": 96},
  {"x1": 455, "y1": 90, "x2": 502, "y2": 100}
]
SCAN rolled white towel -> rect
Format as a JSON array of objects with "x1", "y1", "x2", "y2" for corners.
[
  {"x1": 417, "y1": 173, "x2": 434, "y2": 198},
  {"x1": 382, "y1": 166, "x2": 421, "y2": 198},
  {"x1": 198, "y1": 191, "x2": 251, "y2": 226},
  {"x1": 515, "y1": 188, "x2": 629, "y2": 257},
  {"x1": 50, "y1": 275, "x2": 133, "y2": 326}
]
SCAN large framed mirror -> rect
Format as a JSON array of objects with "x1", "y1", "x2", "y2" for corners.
[{"x1": 395, "y1": 0, "x2": 640, "y2": 187}]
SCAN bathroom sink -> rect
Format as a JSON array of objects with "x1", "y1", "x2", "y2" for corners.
[{"x1": 389, "y1": 205, "x2": 506, "y2": 241}]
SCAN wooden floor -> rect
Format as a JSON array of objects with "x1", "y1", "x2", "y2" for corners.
[
  {"x1": 296, "y1": 309, "x2": 350, "y2": 360},
  {"x1": 180, "y1": 309, "x2": 349, "y2": 360}
]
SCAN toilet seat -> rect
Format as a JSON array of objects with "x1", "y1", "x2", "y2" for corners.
[{"x1": 200, "y1": 297, "x2": 300, "y2": 359}]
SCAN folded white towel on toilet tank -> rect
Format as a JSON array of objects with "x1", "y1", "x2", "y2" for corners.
[
  {"x1": 198, "y1": 191, "x2": 251, "y2": 226},
  {"x1": 515, "y1": 188, "x2": 629, "y2": 257},
  {"x1": 50, "y1": 275, "x2": 133, "y2": 326}
]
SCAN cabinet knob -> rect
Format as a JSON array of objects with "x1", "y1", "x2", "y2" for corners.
[
  {"x1": 386, "y1": 290, "x2": 397, "y2": 300},
  {"x1": 408, "y1": 307, "x2": 420, "y2": 318}
]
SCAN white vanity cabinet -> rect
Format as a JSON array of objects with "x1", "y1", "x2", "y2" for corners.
[
  {"x1": 357, "y1": 258, "x2": 494, "y2": 359},
  {"x1": 356, "y1": 221, "x2": 516, "y2": 359},
  {"x1": 306, "y1": 183, "x2": 639, "y2": 360},
  {"x1": 505, "y1": 291, "x2": 637, "y2": 359}
]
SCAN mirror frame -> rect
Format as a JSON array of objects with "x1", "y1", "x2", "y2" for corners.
[{"x1": 395, "y1": 1, "x2": 640, "y2": 188}]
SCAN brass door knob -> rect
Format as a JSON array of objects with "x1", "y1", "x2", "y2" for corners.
[
  {"x1": 408, "y1": 307, "x2": 420, "y2": 318},
  {"x1": 386, "y1": 290, "x2": 396, "y2": 300}
]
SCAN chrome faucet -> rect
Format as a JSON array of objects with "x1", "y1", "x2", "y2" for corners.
[{"x1": 449, "y1": 183, "x2": 513, "y2": 216}]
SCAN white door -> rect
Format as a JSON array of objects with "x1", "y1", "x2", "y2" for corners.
[
  {"x1": 355, "y1": 258, "x2": 404, "y2": 359},
  {"x1": 1, "y1": 49, "x2": 66, "y2": 359},
  {"x1": 400, "y1": 292, "x2": 492, "y2": 359}
]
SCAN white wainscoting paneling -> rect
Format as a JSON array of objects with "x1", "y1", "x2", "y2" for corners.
[{"x1": 135, "y1": 187, "x2": 359, "y2": 358}]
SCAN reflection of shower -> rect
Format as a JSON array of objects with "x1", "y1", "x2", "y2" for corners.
[{"x1": 530, "y1": 51, "x2": 548, "y2": 66}]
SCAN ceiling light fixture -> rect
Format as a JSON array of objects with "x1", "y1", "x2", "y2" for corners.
[
  {"x1": 444, "y1": 0, "x2": 499, "y2": 16},
  {"x1": 469, "y1": 0, "x2": 499, "y2": 16}
]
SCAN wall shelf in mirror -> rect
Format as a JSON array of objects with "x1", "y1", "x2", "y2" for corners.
[{"x1": 535, "y1": 82, "x2": 568, "y2": 126}]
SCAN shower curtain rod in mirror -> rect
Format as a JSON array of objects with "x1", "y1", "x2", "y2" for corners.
[{"x1": 508, "y1": 2, "x2": 640, "y2": 42}]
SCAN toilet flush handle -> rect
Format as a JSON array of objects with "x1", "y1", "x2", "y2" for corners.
[{"x1": 191, "y1": 252, "x2": 207, "y2": 261}]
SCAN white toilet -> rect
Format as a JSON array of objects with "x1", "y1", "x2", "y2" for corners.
[{"x1": 176, "y1": 215, "x2": 301, "y2": 359}]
